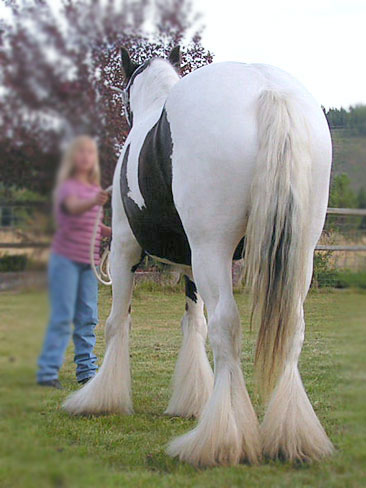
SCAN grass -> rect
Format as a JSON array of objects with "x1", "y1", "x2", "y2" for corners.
[{"x1": 0, "y1": 284, "x2": 365, "y2": 488}]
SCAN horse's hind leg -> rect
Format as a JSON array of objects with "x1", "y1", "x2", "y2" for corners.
[
  {"x1": 165, "y1": 275, "x2": 213, "y2": 419},
  {"x1": 260, "y1": 250, "x2": 334, "y2": 462},
  {"x1": 167, "y1": 247, "x2": 261, "y2": 466},
  {"x1": 63, "y1": 228, "x2": 141, "y2": 415}
]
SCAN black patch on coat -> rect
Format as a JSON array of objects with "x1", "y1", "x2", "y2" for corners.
[
  {"x1": 233, "y1": 237, "x2": 245, "y2": 261},
  {"x1": 120, "y1": 108, "x2": 192, "y2": 266},
  {"x1": 184, "y1": 275, "x2": 197, "y2": 303}
]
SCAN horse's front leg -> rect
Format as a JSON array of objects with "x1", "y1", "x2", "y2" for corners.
[
  {"x1": 165, "y1": 275, "x2": 213, "y2": 419},
  {"x1": 63, "y1": 231, "x2": 141, "y2": 415}
]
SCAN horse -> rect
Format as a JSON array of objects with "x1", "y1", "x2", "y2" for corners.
[{"x1": 63, "y1": 46, "x2": 334, "y2": 467}]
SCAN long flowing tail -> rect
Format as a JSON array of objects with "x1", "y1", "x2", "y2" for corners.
[{"x1": 245, "y1": 90, "x2": 311, "y2": 400}]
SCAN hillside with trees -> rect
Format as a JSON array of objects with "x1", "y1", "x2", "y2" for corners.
[
  {"x1": 331, "y1": 129, "x2": 366, "y2": 194},
  {"x1": 324, "y1": 106, "x2": 366, "y2": 197},
  {"x1": 325, "y1": 105, "x2": 366, "y2": 135}
]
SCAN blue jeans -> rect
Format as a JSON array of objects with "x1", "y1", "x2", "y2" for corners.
[{"x1": 37, "y1": 252, "x2": 98, "y2": 383}]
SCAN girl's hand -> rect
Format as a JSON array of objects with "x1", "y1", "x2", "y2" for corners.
[
  {"x1": 94, "y1": 190, "x2": 109, "y2": 206},
  {"x1": 101, "y1": 224, "x2": 112, "y2": 238},
  {"x1": 63, "y1": 190, "x2": 109, "y2": 215}
]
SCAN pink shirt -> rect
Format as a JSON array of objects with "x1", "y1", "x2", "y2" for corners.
[{"x1": 52, "y1": 179, "x2": 104, "y2": 265}]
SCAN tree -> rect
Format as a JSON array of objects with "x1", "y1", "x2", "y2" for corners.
[
  {"x1": 357, "y1": 187, "x2": 366, "y2": 229},
  {"x1": 329, "y1": 173, "x2": 357, "y2": 208},
  {"x1": 0, "y1": 0, "x2": 213, "y2": 195},
  {"x1": 348, "y1": 105, "x2": 366, "y2": 136},
  {"x1": 324, "y1": 107, "x2": 348, "y2": 129},
  {"x1": 324, "y1": 105, "x2": 366, "y2": 134}
]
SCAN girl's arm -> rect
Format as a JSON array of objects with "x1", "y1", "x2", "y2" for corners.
[{"x1": 62, "y1": 190, "x2": 109, "y2": 215}]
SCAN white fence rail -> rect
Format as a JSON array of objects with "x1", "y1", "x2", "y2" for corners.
[
  {"x1": 0, "y1": 206, "x2": 365, "y2": 251},
  {"x1": 326, "y1": 207, "x2": 366, "y2": 216},
  {"x1": 315, "y1": 207, "x2": 366, "y2": 252}
]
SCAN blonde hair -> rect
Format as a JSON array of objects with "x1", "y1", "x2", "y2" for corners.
[{"x1": 54, "y1": 136, "x2": 101, "y2": 197}]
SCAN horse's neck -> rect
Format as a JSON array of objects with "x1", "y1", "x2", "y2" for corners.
[{"x1": 130, "y1": 61, "x2": 179, "y2": 123}]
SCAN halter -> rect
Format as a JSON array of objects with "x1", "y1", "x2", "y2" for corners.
[
  {"x1": 121, "y1": 61, "x2": 151, "y2": 127},
  {"x1": 121, "y1": 89, "x2": 132, "y2": 127}
]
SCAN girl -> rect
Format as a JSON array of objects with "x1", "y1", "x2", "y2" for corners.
[{"x1": 37, "y1": 136, "x2": 111, "y2": 389}]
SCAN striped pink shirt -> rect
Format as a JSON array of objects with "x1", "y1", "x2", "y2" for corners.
[{"x1": 52, "y1": 179, "x2": 104, "y2": 265}]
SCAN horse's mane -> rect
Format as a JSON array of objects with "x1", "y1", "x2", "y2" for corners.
[{"x1": 131, "y1": 58, "x2": 180, "y2": 112}]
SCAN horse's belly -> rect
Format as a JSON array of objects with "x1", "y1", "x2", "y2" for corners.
[{"x1": 124, "y1": 208, "x2": 192, "y2": 266}]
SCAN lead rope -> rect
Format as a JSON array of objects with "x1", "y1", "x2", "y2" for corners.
[{"x1": 90, "y1": 185, "x2": 113, "y2": 285}]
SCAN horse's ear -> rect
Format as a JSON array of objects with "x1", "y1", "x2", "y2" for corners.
[
  {"x1": 121, "y1": 47, "x2": 138, "y2": 80},
  {"x1": 168, "y1": 46, "x2": 181, "y2": 70}
]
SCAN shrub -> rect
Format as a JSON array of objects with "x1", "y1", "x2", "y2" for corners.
[
  {"x1": 334, "y1": 270, "x2": 366, "y2": 289},
  {"x1": 0, "y1": 254, "x2": 28, "y2": 272},
  {"x1": 312, "y1": 252, "x2": 337, "y2": 288}
]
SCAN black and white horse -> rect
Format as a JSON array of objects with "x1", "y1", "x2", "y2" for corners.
[{"x1": 64, "y1": 47, "x2": 334, "y2": 466}]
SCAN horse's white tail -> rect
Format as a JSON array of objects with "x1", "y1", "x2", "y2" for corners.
[{"x1": 245, "y1": 90, "x2": 311, "y2": 400}]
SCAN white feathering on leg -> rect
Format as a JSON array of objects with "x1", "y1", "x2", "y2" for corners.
[
  {"x1": 165, "y1": 297, "x2": 213, "y2": 419},
  {"x1": 63, "y1": 319, "x2": 132, "y2": 415}
]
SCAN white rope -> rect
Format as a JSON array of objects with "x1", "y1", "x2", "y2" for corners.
[{"x1": 90, "y1": 185, "x2": 113, "y2": 285}]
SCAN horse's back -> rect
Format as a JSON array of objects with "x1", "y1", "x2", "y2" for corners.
[{"x1": 166, "y1": 62, "x2": 328, "y2": 167}]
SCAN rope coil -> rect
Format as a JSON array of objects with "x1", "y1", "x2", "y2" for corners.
[{"x1": 90, "y1": 185, "x2": 113, "y2": 285}]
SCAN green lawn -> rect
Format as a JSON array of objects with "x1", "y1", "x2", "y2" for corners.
[{"x1": 0, "y1": 285, "x2": 365, "y2": 488}]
